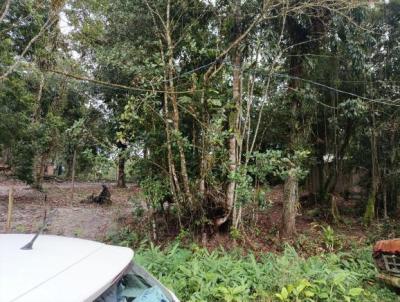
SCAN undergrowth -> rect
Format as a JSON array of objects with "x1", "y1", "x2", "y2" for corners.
[{"x1": 135, "y1": 244, "x2": 399, "y2": 302}]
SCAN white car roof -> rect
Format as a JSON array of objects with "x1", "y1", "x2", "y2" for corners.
[{"x1": 0, "y1": 234, "x2": 134, "y2": 302}]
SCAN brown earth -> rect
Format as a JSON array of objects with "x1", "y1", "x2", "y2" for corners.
[
  {"x1": 0, "y1": 179, "x2": 371, "y2": 254},
  {"x1": 0, "y1": 179, "x2": 139, "y2": 241}
]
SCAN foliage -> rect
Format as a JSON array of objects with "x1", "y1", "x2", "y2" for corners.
[
  {"x1": 135, "y1": 245, "x2": 398, "y2": 302},
  {"x1": 140, "y1": 177, "x2": 170, "y2": 209},
  {"x1": 11, "y1": 142, "x2": 35, "y2": 184},
  {"x1": 2, "y1": 0, "x2": 400, "y2": 236},
  {"x1": 250, "y1": 150, "x2": 311, "y2": 182}
]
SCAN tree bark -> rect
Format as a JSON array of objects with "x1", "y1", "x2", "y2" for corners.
[
  {"x1": 32, "y1": 73, "x2": 45, "y2": 190},
  {"x1": 282, "y1": 66, "x2": 301, "y2": 236},
  {"x1": 383, "y1": 182, "x2": 388, "y2": 219},
  {"x1": 0, "y1": 0, "x2": 11, "y2": 23},
  {"x1": 165, "y1": 1, "x2": 193, "y2": 205},
  {"x1": 216, "y1": 1, "x2": 242, "y2": 228},
  {"x1": 116, "y1": 143, "x2": 127, "y2": 188},
  {"x1": 33, "y1": 153, "x2": 47, "y2": 190},
  {"x1": 364, "y1": 107, "x2": 379, "y2": 224},
  {"x1": 71, "y1": 149, "x2": 76, "y2": 201},
  {"x1": 282, "y1": 174, "x2": 298, "y2": 237}
]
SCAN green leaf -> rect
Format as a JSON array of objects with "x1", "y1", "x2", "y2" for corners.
[
  {"x1": 304, "y1": 290, "x2": 315, "y2": 297},
  {"x1": 280, "y1": 287, "x2": 288, "y2": 300},
  {"x1": 179, "y1": 96, "x2": 192, "y2": 104},
  {"x1": 348, "y1": 288, "x2": 364, "y2": 297},
  {"x1": 209, "y1": 98, "x2": 222, "y2": 107}
]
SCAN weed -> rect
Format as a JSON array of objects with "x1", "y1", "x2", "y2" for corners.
[
  {"x1": 108, "y1": 226, "x2": 142, "y2": 247},
  {"x1": 15, "y1": 224, "x2": 26, "y2": 233},
  {"x1": 230, "y1": 227, "x2": 242, "y2": 240},
  {"x1": 73, "y1": 227, "x2": 83, "y2": 237}
]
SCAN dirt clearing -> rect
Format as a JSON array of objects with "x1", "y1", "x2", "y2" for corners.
[{"x1": 0, "y1": 179, "x2": 138, "y2": 241}]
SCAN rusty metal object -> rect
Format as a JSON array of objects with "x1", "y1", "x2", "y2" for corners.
[
  {"x1": 373, "y1": 239, "x2": 400, "y2": 288},
  {"x1": 373, "y1": 239, "x2": 400, "y2": 255}
]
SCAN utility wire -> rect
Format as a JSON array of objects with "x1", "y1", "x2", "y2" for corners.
[
  {"x1": 273, "y1": 73, "x2": 400, "y2": 107},
  {"x1": 3, "y1": 60, "x2": 400, "y2": 108}
]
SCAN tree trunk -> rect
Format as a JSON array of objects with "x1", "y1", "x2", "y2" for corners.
[
  {"x1": 282, "y1": 45, "x2": 302, "y2": 237},
  {"x1": 116, "y1": 143, "x2": 127, "y2": 188},
  {"x1": 117, "y1": 154, "x2": 126, "y2": 188},
  {"x1": 0, "y1": 0, "x2": 11, "y2": 23},
  {"x1": 165, "y1": 0, "x2": 193, "y2": 205},
  {"x1": 331, "y1": 194, "x2": 341, "y2": 223},
  {"x1": 383, "y1": 182, "x2": 388, "y2": 219},
  {"x1": 282, "y1": 174, "x2": 298, "y2": 237},
  {"x1": 364, "y1": 107, "x2": 379, "y2": 224},
  {"x1": 32, "y1": 73, "x2": 45, "y2": 190},
  {"x1": 33, "y1": 153, "x2": 46, "y2": 190},
  {"x1": 216, "y1": 0, "x2": 242, "y2": 228},
  {"x1": 71, "y1": 149, "x2": 76, "y2": 202},
  {"x1": 65, "y1": 152, "x2": 73, "y2": 179}
]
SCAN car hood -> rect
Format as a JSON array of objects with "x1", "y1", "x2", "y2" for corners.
[{"x1": 0, "y1": 234, "x2": 133, "y2": 302}]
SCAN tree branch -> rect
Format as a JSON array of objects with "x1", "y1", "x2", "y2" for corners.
[
  {"x1": 0, "y1": 0, "x2": 11, "y2": 23},
  {"x1": 0, "y1": 16, "x2": 58, "y2": 81}
]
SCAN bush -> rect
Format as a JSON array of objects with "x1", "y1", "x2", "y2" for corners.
[
  {"x1": 135, "y1": 244, "x2": 398, "y2": 302},
  {"x1": 12, "y1": 142, "x2": 34, "y2": 184}
]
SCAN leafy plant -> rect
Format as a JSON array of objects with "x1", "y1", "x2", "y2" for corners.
[
  {"x1": 321, "y1": 225, "x2": 339, "y2": 252},
  {"x1": 135, "y1": 245, "x2": 397, "y2": 302}
]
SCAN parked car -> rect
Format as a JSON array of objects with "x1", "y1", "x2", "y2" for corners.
[
  {"x1": 0, "y1": 234, "x2": 180, "y2": 302},
  {"x1": 372, "y1": 238, "x2": 400, "y2": 288}
]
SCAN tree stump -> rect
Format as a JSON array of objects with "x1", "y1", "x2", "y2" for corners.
[{"x1": 81, "y1": 184, "x2": 111, "y2": 205}]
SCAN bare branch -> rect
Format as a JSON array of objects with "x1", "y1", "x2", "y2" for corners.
[{"x1": 0, "y1": 0, "x2": 11, "y2": 23}]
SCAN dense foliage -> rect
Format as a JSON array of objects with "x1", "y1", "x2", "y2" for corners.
[
  {"x1": 2, "y1": 2, "x2": 400, "y2": 301},
  {"x1": 136, "y1": 244, "x2": 398, "y2": 302},
  {"x1": 1, "y1": 1, "x2": 400, "y2": 235}
]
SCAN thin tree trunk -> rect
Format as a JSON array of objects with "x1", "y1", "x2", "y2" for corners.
[
  {"x1": 71, "y1": 149, "x2": 76, "y2": 202},
  {"x1": 66, "y1": 153, "x2": 73, "y2": 179},
  {"x1": 0, "y1": 0, "x2": 11, "y2": 23},
  {"x1": 282, "y1": 174, "x2": 298, "y2": 237},
  {"x1": 117, "y1": 155, "x2": 126, "y2": 188},
  {"x1": 34, "y1": 153, "x2": 47, "y2": 190},
  {"x1": 32, "y1": 73, "x2": 45, "y2": 190},
  {"x1": 383, "y1": 182, "x2": 388, "y2": 219},
  {"x1": 165, "y1": 1, "x2": 193, "y2": 205},
  {"x1": 282, "y1": 57, "x2": 301, "y2": 236},
  {"x1": 6, "y1": 186, "x2": 14, "y2": 231},
  {"x1": 145, "y1": 4, "x2": 182, "y2": 213},
  {"x1": 116, "y1": 143, "x2": 127, "y2": 188},
  {"x1": 163, "y1": 72, "x2": 183, "y2": 227},
  {"x1": 199, "y1": 90, "x2": 208, "y2": 197},
  {"x1": 364, "y1": 108, "x2": 379, "y2": 224},
  {"x1": 216, "y1": 1, "x2": 241, "y2": 228},
  {"x1": 330, "y1": 194, "x2": 341, "y2": 223}
]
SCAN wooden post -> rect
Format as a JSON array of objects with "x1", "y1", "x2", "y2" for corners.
[
  {"x1": 6, "y1": 187, "x2": 14, "y2": 231},
  {"x1": 71, "y1": 149, "x2": 76, "y2": 202}
]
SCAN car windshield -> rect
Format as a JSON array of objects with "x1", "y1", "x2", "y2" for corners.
[{"x1": 94, "y1": 264, "x2": 171, "y2": 302}]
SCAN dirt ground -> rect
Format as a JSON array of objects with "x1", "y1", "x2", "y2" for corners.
[
  {"x1": 0, "y1": 178, "x2": 371, "y2": 254},
  {"x1": 0, "y1": 179, "x2": 138, "y2": 241}
]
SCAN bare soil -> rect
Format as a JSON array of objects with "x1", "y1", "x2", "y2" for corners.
[
  {"x1": 0, "y1": 178, "x2": 371, "y2": 255},
  {"x1": 0, "y1": 179, "x2": 138, "y2": 241}
]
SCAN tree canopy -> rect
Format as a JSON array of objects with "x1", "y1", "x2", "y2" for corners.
[{"x1": 1, "y1": 0, "x2": 399, "y2": 236}]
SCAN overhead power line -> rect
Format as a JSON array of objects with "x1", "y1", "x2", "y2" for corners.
[
  {"x1": 273, "y1": 73, "x2": 400, "y2": 107},
  {"x1": 3, "y1": 60, "x2": 400, "y2": 108}
]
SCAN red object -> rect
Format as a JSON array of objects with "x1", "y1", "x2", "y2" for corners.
[{"x1": 373, "y1": 239, "x2": 400, "y2": 255}]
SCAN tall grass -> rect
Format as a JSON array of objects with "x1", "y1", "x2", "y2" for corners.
[{"x1": 135, "y1": 244, "x2": 398, "y2": 302}]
